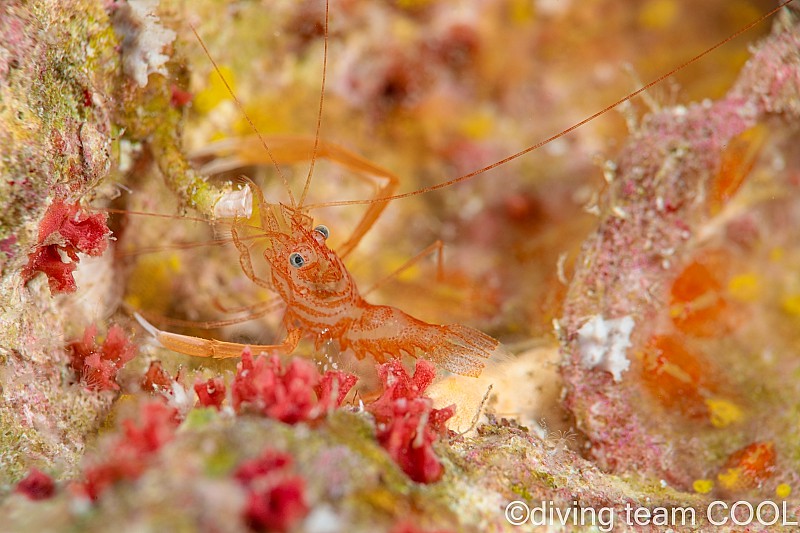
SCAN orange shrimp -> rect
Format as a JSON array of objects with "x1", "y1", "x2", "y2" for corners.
[
  {"x1": 135, "y1": 3, "x2": 505, "y2": 378},
  {"x1": 139, "y1": 178, "x2": 503, "y2": 377},
  {"x1": 134, "y1": 0, "x2": 789, "y2": 378}
]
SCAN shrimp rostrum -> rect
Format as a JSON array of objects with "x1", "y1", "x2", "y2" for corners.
[{"x1": 139, "y1": 150, "x2": 505, "y2": 379}]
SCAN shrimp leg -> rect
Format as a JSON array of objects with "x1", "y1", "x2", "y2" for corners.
[
  {"x1": 194, "y1": 135, "x2": 398, "y2": 257},
  {"x1": 135, "y1": 313, "x2": 301, "y2": 359},
  {"x1": 132, "y1": 299, "x2": 281, "y2": 330}
]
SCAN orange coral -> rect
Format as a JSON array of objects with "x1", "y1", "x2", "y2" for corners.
[
  {"x1": 670, "y1": 259, "x2": 730, "y2": 337},
  {"x1": 640, "y1": 335, "x2": 714, "y2": 420},
  {"x1": 708, "y1": 126, "x2": 765, "y2": 214},
  {"x1": 718, "y1": 442, "x2": 776, "y2": 491}
]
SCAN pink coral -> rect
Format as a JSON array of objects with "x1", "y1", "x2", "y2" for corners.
[
  {"x1": 368, "y1": 360, "x2": 455, "y2": 484},
  {"x1": 231, "y1": 348, "x2": 357, "y2": 424},
  {"x1": 15, "y1": 468, "x2": 55, "y2": 500},
  {"x1": 194, "y1": 376, "x2": 226, "y2": 410},
  {"x1": 76, "y1": 401, "x2": 180, "y2": 501},
  {"x1": 234, "y1": 449, "x2": 308, "y2": 532},
  {"x1": 67, "y1": 324, "x2": 137, "y2": 391},
  {"x1": 21, "y1": 199, "x2": 110, "y2": 294}
]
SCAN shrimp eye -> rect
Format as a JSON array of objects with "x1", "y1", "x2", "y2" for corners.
[
  {"x1": 313, "y1": 225, "x2": 330, "y2": 240},
  {"x1": 289, "y1": 252, "x2": 305, "y2": 268}
]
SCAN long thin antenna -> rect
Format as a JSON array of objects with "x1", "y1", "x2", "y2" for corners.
[
  {"x1": 304, "y1": 0, "x2": 793, "y2": 211},
  {"x1": 190, "y1": 25, "x2": 297, "y2": 207},
  {"x1": 298, "y1": 0, "x2": 330, "y2": 208}
]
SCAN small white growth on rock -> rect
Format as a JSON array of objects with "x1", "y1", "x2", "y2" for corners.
[
  {"x1": 602, "y1": 159, "x2": 617, "y2": 183},
  {"x1": 213, "y1": 186, "x2": 253, "y2": 219},
  {"x1": 168, "y1": 382, "x2": 194, "y2": 418},
  {"x1": 302, "y1": 505, "x2": 342, "y2": 533},
  {"x1": 577, "y1": 315, "x2": 635, "y2": 382},
  {"x1": 115, "y1": 0, "x2": 176, "y2": 87}
]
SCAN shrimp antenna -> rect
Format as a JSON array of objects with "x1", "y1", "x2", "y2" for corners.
[
  {"x1": 190, "y1": 24, "x2": 297, "y2": 208},
  {"x1": 305, "y1": 0, "x2": 794, "y2": 211},
  {"x1": 298, "y1": 0, "x2": 330, "y2": 208}
]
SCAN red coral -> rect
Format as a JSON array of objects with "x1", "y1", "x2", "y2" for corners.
[
  {"x1": 121, "y1": 401, "x2": 179, "y2": 452},
  {"x1": 141, "y1": 360, "x2": 177, "y2": 394},
  {"x1": 234, "y1": 449, "x2": 293, "y2": 486},
  {"x1": 22, "y1": 246, "x2": 78, "y2": 293},
  {"x1": 315, "y1": 369, "x2": 359, "y2": 411},
  {"x1": 170, "y1": 85, "x2": 193, "y2": 107},
  {"x1": 234, "y1": 449, "x2": 308, "y2": 533},
  {"x1": 194, "y1": 376, "x2": 227, "y2": 410},
  {"x1": 77, "y1": 401, "x2": 180, "y2": 500},
  {"x1": 231, "y1": 348, "x2": 357, "y2": 424},
  {"x1": 367, "y1": 360, "x2": 455, "y2": 484},
  {"x1": 21, "y1": 199, "x2": 110, "y2": 294},
  {"x1": 67, "y1": 324, "x2": 137, "y2": 391},
  {"x1": 15, "y1": 468, "x2": 55, "y2": 500}
]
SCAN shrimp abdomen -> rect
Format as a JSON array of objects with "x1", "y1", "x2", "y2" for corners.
[{"x1": 343, "y1": 304, "x2": 503, "y2": 377}]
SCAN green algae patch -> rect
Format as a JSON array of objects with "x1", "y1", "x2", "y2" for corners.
[{"x1": 181, "y1": 406, "x2": 219, "y2": 430}]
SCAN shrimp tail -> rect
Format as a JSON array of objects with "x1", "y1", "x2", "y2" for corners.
[
  {"x1": 344, "y1": 305, "x2": 508, "y2": 378},
  {"x1": 426, "y1": 324, "x2": 510, "y2": 378}
]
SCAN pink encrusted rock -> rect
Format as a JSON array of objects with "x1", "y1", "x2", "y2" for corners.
[{"x1": 558, "y1": 15, "x2": 800, "y2": 485}]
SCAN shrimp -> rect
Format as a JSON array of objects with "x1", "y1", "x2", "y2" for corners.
[
  {"x1": 133, "y1": 2, "x2": 506, "y2": 377},
  {"x1": 139, "y1": 176, "x2": 503, "y2": 377},
  {"x1": 133, "y1": 0, "x2": 789, "y2": 377}
]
